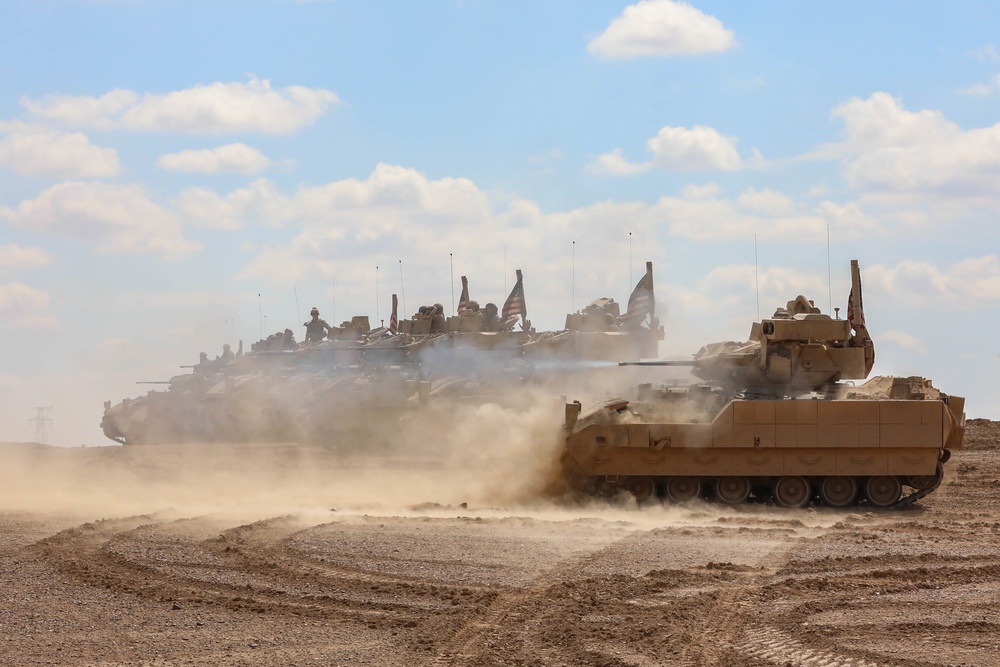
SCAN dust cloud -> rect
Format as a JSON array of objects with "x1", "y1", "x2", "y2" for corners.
[
  {"x1": 0, "y1": 386, "x2": 579, "y2": 520},
  {"x1": 1, "y1": 325, "x2": 700, "y2": 525}
]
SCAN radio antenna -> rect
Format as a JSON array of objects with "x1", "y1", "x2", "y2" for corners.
[
  {"x1": 754, "y1": 235, "x2": 760, "y2": 322},
  {"x1": 827, "y1": 223, "x2": 833, "y2": 314}
]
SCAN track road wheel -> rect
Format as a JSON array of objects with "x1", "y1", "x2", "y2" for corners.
[
  {"x1": 865, "y1": 476, "x2": 902, "y2": 507},
  {"x1": 715, "y1": 476, "x2": 751, "y2": 504},
  {"x1": 623, "y1": 476, "x2": 656, "y2": 504},
  {"x1": 773, "y1": 476, "x2": 811, "y2": 508},
  {"x1": 665, "y1": 477, "x2": 701, "y2": 503},
  {"x1": 819, "y1": 476, "x2": 857, "y2": 507}
]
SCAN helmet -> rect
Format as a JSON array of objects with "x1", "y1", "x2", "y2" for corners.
[{"x1": 310, "y1": 307, "x2": 319, "y2": 316}]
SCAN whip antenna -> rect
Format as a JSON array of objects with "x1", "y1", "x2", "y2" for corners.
[
  {"x1": 827, "y1": 223, "x2": 833, "y2": 314},
  {"x1": 754, "y1": 235, "x2": 760, "y2": 322},
  {"x1": 399, "y1": 260, "x2": 406, "y2": 317},
  {"x1": 294, "y1": 285, "x2": 301, "y2": 326}
]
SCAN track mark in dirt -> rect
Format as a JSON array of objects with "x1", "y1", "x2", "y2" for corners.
[
  {"x1": 427, "y1": 521, "x2": 805, "y2": 667},
  {"x1": 741, "y1": 625, "x2": 881, "y2": 667}
]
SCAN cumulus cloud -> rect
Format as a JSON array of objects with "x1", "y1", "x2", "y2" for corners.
[
  {"x1": 0, "y1": 181, "x2": 200, "y2": 259},
  {"x1": 588, "y1": 0, "x2": 736, "y2": 58},
  {"x1": 0, "y1": 282, "x2": 59, "y2": 329},
  {"x1": 0, "y1": 161, "x2": 869, "y2": 335},
  {"x1": 0, "y1": 244, "x2": 53, "y2": 270},
  {"x1": 222, "y1": 165, "x2": 876, "y2": 323},
  {"x1": 22, "y1": 77, "x2": 338, "y2": 135},
  {"x1": 157, "y1": 143, "x2": 271, "y2": 174},
  {"x1": 589, "y1": 125, "x2": 745, "y2": 175},
  {"x1": 174, "y1": 178, "x2": 290, "y2": 230},
  {"x1": 0, "y1": 127, "x2": 119, "y2": 177},
  {"x1": 735, "y1": 188, "x2": 794, "y2": 215},
  {"x1": 865, "y1": 255, "x2": 1000, "y2": 306},
  {"x1": 813, "y1": 92, "x2": 1000, "y2": 202}
]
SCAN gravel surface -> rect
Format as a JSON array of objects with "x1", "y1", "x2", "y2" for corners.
[{"x1": 0, "y1": 420, "x2": 997, "y2": 666}]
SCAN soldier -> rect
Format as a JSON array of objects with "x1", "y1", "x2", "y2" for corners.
[
  {"x1": 429, "y1": 303, "x2": 447, "y2": 334},
  {"x1": 219, "y1": 343, "x2": 234, "y2": 362},
  {"x1": 283, "y1": 328, "x2": 297, "y2": 350},
  {"x1": 304, "y1": 307, "x2": 332, "y2": 344},
  {"x1": 481, "y1": 302, "x2": 501, "y2": 332}
]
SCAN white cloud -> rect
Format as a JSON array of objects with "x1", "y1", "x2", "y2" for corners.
[
  {"x1": 0, "y1": 244, "x2": 53, "y2": 270},
  {"x1": 589, "y1": 125, "x2": 745, "y2": 175},
  {"x1": 958, "y1": 76, "x2": 1000, "y2": 96},
  {"x1": 865, "y1": 255, "x2": 1000, "y2": 306},
  {"x1": 22, "y1": 77, "x2": 338, "y2": 135},
  {"x1": 648, "y1": 125, "x2": 742, "y2": 170},
  {"x1": 174, "y1": 178, "x2": 289, "y2": 230},
  {"x1": 586, "y1": 148, "x2": 652, "y2": 176},
  {"x1": 823, "y1": 92, "x2": 1000, "y2": 201},
  {"x1": 157, "y1": 143, "x2": 271, "y2": 174},
  {"x1": 588, "y1": 0, "x2": 736, "y2": 58},
  {"x1": 736, "y1": 187, "x2": 794, "y2": 215},
  {"x1": 0, "y1": 181, "x2": 200, "y2": 259},
  {"x1": 19, "y1": 89, "x2": 137, "y2": 129},
  {"x1": 0, "y1": 282, "x2": 59, "y2": 329},
  {"x1": 0, "y1": 127, "x2": 119, "y2": 177},
  {"x1": 227, "y1": 164, "x2": 872, "y2": 310},
  {"x1": 878, "y1": 330, "x2": 927, "y2": 354},
  {"x1": 805, "y1": 183, "x2": 829, "y2": 198}
]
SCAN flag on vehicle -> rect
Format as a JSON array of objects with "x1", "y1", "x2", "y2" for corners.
[
  {"x1": 389, "y1": 293, "x2": 398, "y2": 335},
  {"x1": 457, "y1": 276, "x2": 470, "y2": 314},
  {"x1": 847, "y1": 259, "x2": 874, "y2": 374},
  {"x1": 502, "y1": 269, "x2": 526, "y2": 321},
  {"x1": 847, "y1": 279, "x2": 866, "y2": 332},
  {"x1": 623, "y1": 262, "x2": 654, "y2": 321}
]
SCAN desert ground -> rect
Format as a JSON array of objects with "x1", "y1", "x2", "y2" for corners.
[{"x1": 0, "y1": 419, "x2": 997, "y2": 667}]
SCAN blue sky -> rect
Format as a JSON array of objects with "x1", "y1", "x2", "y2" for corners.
[{"x1": 1, "y1": 0, "x2": 998, "y2": 444}]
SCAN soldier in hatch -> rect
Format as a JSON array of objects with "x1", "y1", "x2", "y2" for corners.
[
  {"x1": 304, "y1": 307, "x2": 333, "y2": 344},
  {"x1": 429, "y1": 303, "x2": 447, "y2": 334},
  {"x1": 481, "y1": 302, "x2": 501, "y2": 332}
]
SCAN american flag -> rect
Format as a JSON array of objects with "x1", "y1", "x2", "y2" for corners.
[
  {"x1": 623, "y1": 268, "x2": 654, "y2": 321},
  {"x1": 457, "y1": 276, "x2": 470, "y2": 314},
  {"x1": 388, "y1": 293, "x2": 398, "y2": 335},
  {"x1": 502, "y1": 269, "x2": 526, "y2": 320},
  {"x1": 847, "y1": 263, "x2": 875, "y2": 373},
  {"x1": 847, "y1": 279, "x2": 866, "y2": 332}
]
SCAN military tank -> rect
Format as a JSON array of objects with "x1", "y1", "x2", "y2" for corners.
[
  {"x1": 561, "y1": 260, "x2": 965, "y2": 508},
  {"x1": 101, "y1": 266, "x2": 665, "y2": 446}
]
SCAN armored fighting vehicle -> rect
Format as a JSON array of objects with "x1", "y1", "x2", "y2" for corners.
[
  {"x1": 101, "y1": 266, "x2": 664, "y2": 446},
  {"x1": 562, "y1": 261, "x2": 965, "y2": 508}
]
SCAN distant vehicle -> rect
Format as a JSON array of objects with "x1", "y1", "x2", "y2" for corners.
[
  {"x1": 101, "y1": 267, "x2": 665, "y2": 447},
  {"x1": 562, "y1": 261, "x2": 965, "y2": 508}
]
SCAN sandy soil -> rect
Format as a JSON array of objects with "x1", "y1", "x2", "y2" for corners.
[{"x1": 1, "y1": 419, "x2": 998, "y2": 667}]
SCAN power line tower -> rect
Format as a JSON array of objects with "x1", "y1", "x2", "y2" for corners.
[{"x1": 29, "y1": 406, "x2": 53, "y2": 445}]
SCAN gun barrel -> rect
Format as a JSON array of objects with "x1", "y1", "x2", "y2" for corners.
[{"x1": 619, "y1": 360, "x2": 697, "y2": 367}]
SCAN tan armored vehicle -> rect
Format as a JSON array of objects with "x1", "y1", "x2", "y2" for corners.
[
  {"x1": 101, "y1": 266, "x2": 664, "y2": 446},
  {"x1": 562, "y1": 261, "x2": 965, "y2": 508}
]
